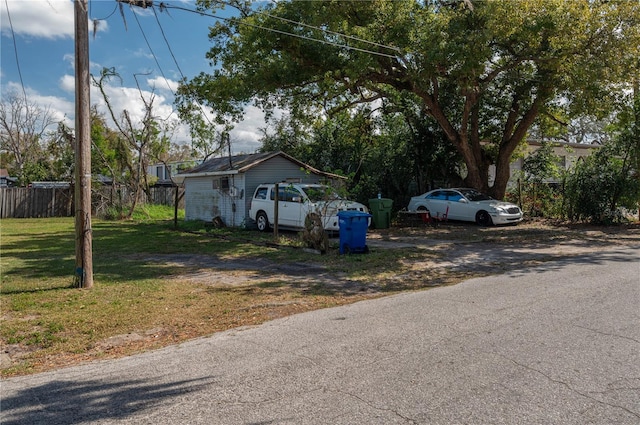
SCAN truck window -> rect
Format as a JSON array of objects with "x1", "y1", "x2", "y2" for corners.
[{"x1": 254, "y1": 187, "x2": 268, "y2": 200}]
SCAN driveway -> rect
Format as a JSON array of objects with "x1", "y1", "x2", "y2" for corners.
[{"x1": 2, "y1": 246, "x2": 638, "y2": 424}]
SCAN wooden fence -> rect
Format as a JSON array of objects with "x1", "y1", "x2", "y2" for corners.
[{"x1": 0, "y1": 186, "x2": 184, "y2": 219}]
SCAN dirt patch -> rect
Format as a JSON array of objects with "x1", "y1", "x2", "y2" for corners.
[
  {"x1": 94, "y1": 328, "x2": 167, "y2": 350},
  {"x1": 4, "y1": 220, "x2": 638, "y2": 375},
  {"x1": 141, "y1": 220, "x2": 640, "y2": 289},
  {"x1": 140, "y1": 253, "x2": 353, "y2": 288},
  {"x1": 74, "y1": 221, "x2": 640, "y2": 360}
]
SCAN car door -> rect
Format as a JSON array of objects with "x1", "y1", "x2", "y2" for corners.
[
  {"x1": 277, "y1": 186, "x2": 305, "y2": 228},
  {"x1": 454, "y1": 189, "x2": 485, "y2": 222},
  {"x1": 443, "y1": 190, "x2": 465, "y2": 221},
  {"x1": 425, "y1": 190, "x2": 448, "y2": 217}
]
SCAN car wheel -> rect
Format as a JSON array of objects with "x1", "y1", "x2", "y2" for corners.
[
  {"x1": 417, "y1": 206, "x2": 428, "y2": 211},
  {"x1": 256, "y1": 211, "x2": 269, "y2": 232},
  {"x1": 475, "y1": 210, "x2": 493, "y2": 226}
]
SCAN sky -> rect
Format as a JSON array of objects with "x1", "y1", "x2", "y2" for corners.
[{"x1": 0, "y1": 0, "x2": 269, "y2": 155}]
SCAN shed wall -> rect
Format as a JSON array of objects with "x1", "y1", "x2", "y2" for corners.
[{"x1": 184, "y1": 174, "x2": 247, "y2": 226}]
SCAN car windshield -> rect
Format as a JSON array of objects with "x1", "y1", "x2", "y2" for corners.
[
  {"x1": 459, "y1": 188, "x2": 493, "y2": 201},
  {"x1": 302, "y1": 185, "x2": 342, "y2": 202}
]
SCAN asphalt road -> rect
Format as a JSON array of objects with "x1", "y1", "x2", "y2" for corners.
[{"x1": 2, "y1": 247, "x2": 639, "y2": 424}]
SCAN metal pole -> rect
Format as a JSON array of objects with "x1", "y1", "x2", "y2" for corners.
[
  {"x1": 634, "y1": 69, "x2": 639, "y2": 222},
  {"x1": 75, "y1": 0, "x2": 93, "y2": 288},
  {"x1": 273, "y1": 183, "x2": 279, "y2": 239}
]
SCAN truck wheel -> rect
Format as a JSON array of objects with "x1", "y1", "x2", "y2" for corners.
[{"x1": 256, "y1": 211, "x2": 269, "y2": 232}]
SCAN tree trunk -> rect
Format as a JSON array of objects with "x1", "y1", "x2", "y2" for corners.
[{"x1": 490, "y1": 148, "x2": 514, "y2": 199}]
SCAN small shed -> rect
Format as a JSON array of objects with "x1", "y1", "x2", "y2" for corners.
[{"x1": 173, "y1": 151, "x2": 344, "y2": 227}]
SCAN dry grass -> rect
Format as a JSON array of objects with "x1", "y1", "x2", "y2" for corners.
[{"x1": 2, "y1": 216, "x2": 638, "y2": 377}]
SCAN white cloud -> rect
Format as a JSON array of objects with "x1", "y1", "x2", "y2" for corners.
[
  {"x1": 1, "y1": 0, "x2": 109, "y2": 40},
  {"x1": 1, "y1": 0, "x2": 74, "y2": 39},
  {"x1": 59, "y1": 74, "x2": 75, "y2": 92},
  {"x1": 131, "y1": 48, "x2": 154, "y2": 60},
  {"x1": 4, "y1": 73, "x2": 266, "y2": 155},
  {"x1": 231, "y1": 105, "x2": 270, "y2": 153},
  {"x1": 29, "y1": 92, "x2": 74, "y2": 127},
  {"x1": 0, "y1": 0, "x2": 266, "y2": 156},
  {"x1": 1, "y1": 81, "x2": 74, "y2": 131},
  {"x1": 146, "y1": 76, "x2": 179, "y2": 95}
]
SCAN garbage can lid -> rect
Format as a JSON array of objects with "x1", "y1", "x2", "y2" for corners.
[{"x1": 338, "y1": 210, "x2": 372, "y2": 218}]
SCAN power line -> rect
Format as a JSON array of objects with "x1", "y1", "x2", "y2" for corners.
[
  {"x1": 151, "y1": 6, "x2": 185, "y2": 80},
  {"x1": 150, "y1": 6, "x2": 218, "y2": 130},
  {"x1": 130, "y1": 7, "x2": 175, "y2": 95},
  {"x1": 114, "y1": 0, "x2": 406, "y2": 145},
  {"x1": 245, "y1": 2, "x2": 404, "y2": 55},
  {"x1": 118, "y1": 0, "x2": 222, "y2": 149},
  {"x1": 89, "y1": 1, "x2": 118, "y2": 21},
  {"x1": 3, "y1": 0, "x2": 28, "y2": 103},
  {"x1": 157, "y1": 2, "x2": 403, "y2": 60}
]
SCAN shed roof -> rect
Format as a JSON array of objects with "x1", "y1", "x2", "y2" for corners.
[{"x1": 174, "y1": 151, "x2": 344, "y2": 183}]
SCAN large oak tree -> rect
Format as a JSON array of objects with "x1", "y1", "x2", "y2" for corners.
[{"x1": 178, "y1": 0, "x2": 640, "y2": 198}]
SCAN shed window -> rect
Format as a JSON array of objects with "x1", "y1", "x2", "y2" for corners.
[{"x1": 213, "y1": 177, "x2": 230, "y2": 191}]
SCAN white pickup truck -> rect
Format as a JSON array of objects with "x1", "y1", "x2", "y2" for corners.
[{"x1": 248, "y1": 183, "x2": 369, "y2": 231}]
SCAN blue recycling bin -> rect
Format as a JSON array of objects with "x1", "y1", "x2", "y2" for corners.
[{"x1": 338, "y1": 211, "x2": 372, "y2": 254}]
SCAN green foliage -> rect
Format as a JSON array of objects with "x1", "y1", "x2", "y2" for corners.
[
  {"x1": 45, "y1": 122, "x2": 75, "y2": 182},
  {"x1": 259, "y1": 106, "x2": 462, "y2": 210},
  {"x1": 565, "y1": 140, "x2": 639, "y2": 224},
  {"x1": 91, "y1": 67, "x2": 176, "y2": 218},
  {"x1": 509, "y1": 178, "x2": 565, "y2": 219},
  {"x1": 101, "y1": 204, "x2": 182, "y2": 222},
  {"x1": 130, "y1": 204, "x2": 183, "y2": 221},
  {"x1": 514, "y1": 141, "x2": 564, "y2": 217},
  {"x1": 183, "y1": 0, "x2": 640, "y2": 198},
  {"x1": 0, "y1": 92, "x2": 57, "y2": 186},
  {"x1": 563, "y1": 85, "x2": 640, "y2": 224}
]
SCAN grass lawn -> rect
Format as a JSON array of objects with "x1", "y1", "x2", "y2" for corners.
[
  {"x1": 3, "y1": 206, "x2": 637, "y2": 377},
  {"x1": 0, "y1": 206, "x2": 426, "y2": 377}
]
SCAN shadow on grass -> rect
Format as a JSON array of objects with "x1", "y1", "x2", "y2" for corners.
[
  {"x1": 201, "y1": 243, "x2": 640, "y2": 298},
  {"x1": 3, "y1": 218, "x2": 639, "y2": 297},
  {"x1": 1, "y1": 377, "x2": 212, "y2": 425},
  {"x1": 1, "y1": 220, "x2": 268, "y2": 293}
]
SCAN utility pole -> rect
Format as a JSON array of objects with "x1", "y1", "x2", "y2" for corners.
[
  {"x1": 635, "y1": 70, "x2": 640, "y2": 222},
  {"x1": 74, "y1": 0, "x2": 93, "y2": 288}
]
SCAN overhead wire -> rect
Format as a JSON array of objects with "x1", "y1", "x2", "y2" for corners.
[
  {"x1": 123, "y1": 1, "x2": 224, "y2": 151},
  {"x1": 157, "y1": 2, "x2": 403, "y2": 60},
  {"x1": 130, "y1": 7, "x2": 175, "y2": 95},
  {"x1": 151, "y1": 6, "x2": 185, "y2": 80},
  {"x1": 125, "y1": 0, "x2": 408, "y2": 153},
  {"x1": 150, "y1": 6, "x2": 218, "y2": 130},
  {"x1": 89, "y1": 0, "x2": 118, "y2": 21},
  {"x1": 245, "y1": 2, "x2": 404, "y2": 54},
  {"x1": 3, "y1": 0, "x2": 28, "y2": 103}
]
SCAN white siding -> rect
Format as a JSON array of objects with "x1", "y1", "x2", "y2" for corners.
[
  {"x1": 184, "y1": 174, "x2": 247, "y2": 225},
  {"x1": 488, "y1": 143, "x2": 597, "y2": 188},
  {"x1": 184, "y1": 176, "x2": 215, "y2": 221}
]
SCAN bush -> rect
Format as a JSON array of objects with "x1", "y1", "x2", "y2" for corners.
[
  {"x1": 508, "y1": 141, "x2": 565, "y2": 218},
  {"x1": 564, "y1": 138, "x2": 639, "y2": 224}
]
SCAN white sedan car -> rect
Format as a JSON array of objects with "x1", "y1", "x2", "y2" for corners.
[{"x1": 407, "y1": 188, "x2": 523, "y2": 226}]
